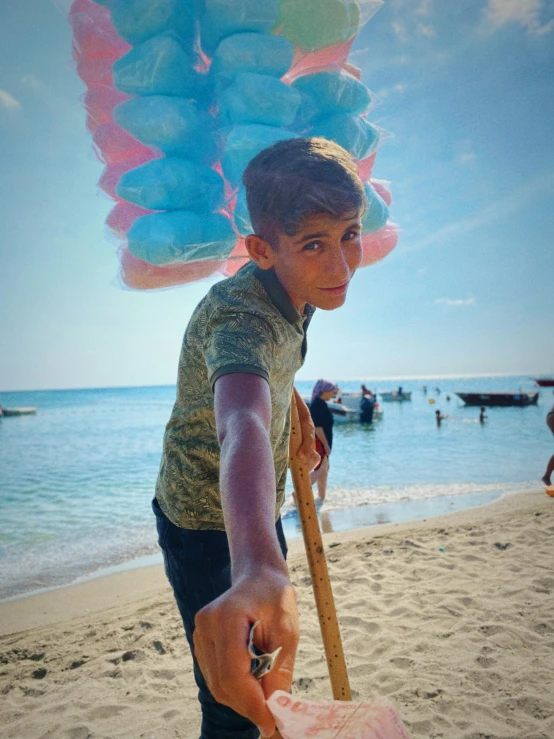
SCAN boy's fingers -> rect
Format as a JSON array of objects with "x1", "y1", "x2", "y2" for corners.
[
  {"x1": 297, "y1": 448, "x2": 320, "y2": 474},
  {"x1": 257, "y1": 645, "x2": 296, "y2": 734},
  {"x1": 195, "y1": 611, "x2": 285, "y2": 736},
  {"x1": 302, "y1": 422, "x2": 315, "y2": 444},
  {"x1": 257, "y1": 616, "x2": 297, "y2": 697},
  {"x1": 219, "y1": 674, "x2": 277, "y2": 737},
  {"x1": 194, "y1": 578, "x2": 297, "y2": 737},
  {"x1": 228, "y1": 674, "x2": 276, "y2": 737},
  {"x1": 198, "y1": 636, "x2": 277, "y2": 736},
  {"x1": 261, "y1": 659, "x2": 294, "y2": 702},
  {"x1": 298, "y1": 434, "x2": 316, "y2": 458}
]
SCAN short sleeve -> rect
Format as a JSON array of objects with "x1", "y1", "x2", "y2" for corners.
[{"x1": 205, "y1": 308, "x2": 275, "y2": 391}]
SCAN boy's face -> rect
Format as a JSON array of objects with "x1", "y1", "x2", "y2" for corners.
[{"x1": 246, "y1": 213, "x2": 362, "y2": 312}]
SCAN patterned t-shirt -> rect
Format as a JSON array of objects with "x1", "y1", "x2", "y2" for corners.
[{"x1": 155, "y1": 260, "x2": 315, "y2": 530}]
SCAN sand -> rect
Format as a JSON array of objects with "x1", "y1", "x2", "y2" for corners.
[{"x1": 1, "y1": 490, "x2": 553, "y2": 739}]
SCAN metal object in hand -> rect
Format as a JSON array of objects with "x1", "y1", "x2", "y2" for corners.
[{"x1": 249, "y1": 620, "x2": 282, "y2": 680}]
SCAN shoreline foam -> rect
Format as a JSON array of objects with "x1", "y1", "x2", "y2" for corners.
[
  {"x1": 1, "y1": 485, "x2": 533, "y2": 607},
  {"x1": 0, "y1": 488, "x2": 543, "y2": 635}
]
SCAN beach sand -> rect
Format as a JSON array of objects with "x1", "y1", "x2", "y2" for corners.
[{"x1": 1, "y1": 490, "x2": 553, "y2": 739}]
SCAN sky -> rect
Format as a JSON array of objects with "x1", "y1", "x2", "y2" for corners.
[{"x1": 0, "y1": 0, "x2": 553, "y2": 391}]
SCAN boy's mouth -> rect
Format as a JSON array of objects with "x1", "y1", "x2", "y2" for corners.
[{"x1": 318, "y1": 282, "x2": 349, "y2": 295}]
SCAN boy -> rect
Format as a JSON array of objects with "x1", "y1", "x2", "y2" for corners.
[{"x1": 153, "y1": 137, "x2": 367, "y2": 738}]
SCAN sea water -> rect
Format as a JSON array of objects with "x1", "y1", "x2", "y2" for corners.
[{"x1": 0, "y1": 376, "x2": 551, "y2": 600}]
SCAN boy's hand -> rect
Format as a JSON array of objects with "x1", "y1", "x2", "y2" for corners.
[
  {"x1": 193, "y1": 565, "x2": 299, "y2": 738},
  {"x1": 293, "y1": 387, "x2": 320, "y2": 472}
]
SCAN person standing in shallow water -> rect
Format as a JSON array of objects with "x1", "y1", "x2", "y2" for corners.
[
  {"x1": 309, "y1": 379, "x2": 337, "y2": 503},
  {"x1": 541, "y1": 404, "x2": 554, "y2": 487},
  {"x1": 360, "y1": 385, "x2": 375, "y2": 423}
]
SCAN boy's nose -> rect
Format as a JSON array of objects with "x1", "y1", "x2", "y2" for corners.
[{"x1": 325, "y1": 247, "x2": 351, "y2": 283}]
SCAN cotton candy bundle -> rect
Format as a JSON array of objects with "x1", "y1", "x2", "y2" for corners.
[{"x1": 66, "y1": 0, "x2": 398, "y2": 289}]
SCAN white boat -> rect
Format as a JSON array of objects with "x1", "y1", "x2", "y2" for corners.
[
  {"x1": 302, "y1": 395, "x2": 383, "y2": 424},
  {"x1": 379, "y1": 390, "x2": 411, "y2": 402},
  {"x1": 326, "y1": 401, "x2": 360, "y2": 424},
  {"x1": 1, "y1": 407, "x2": 37, "y2": 417},
  {"x1": 338, "y1": 393, "x2": 384, "y2": 420}
]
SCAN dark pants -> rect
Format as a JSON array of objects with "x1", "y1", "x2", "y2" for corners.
[{"x1": 152, "y1": 498, "x2": 288, "y2": 739}]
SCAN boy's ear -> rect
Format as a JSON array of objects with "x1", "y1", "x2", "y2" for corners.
[{"x1": 244, "y1": 234, "x2": 276, "y2": 270}]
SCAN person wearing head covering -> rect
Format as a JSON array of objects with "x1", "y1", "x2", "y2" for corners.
[{"x1": 309, "y1": 379, "x2": 337, "y2": 502}]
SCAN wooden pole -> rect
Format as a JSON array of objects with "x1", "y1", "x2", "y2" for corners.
[{"x1": 288, "y1": 396, "x2": 352, "y2": 701}]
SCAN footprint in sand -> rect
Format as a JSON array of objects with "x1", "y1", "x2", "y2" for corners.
[
  {"x1": 65, "y1": 659, "x2": 86, "y2": 670},
  {"x1": 532, "y1": 621, "x2": 554, "y2": 635},
  {"x1": 122, "y1": 649, "x2": 146, "y2": 662},
  {"x1": 151, "y1": 669, "x2": 176, "y2": 680},
  {"x1": 66, "y1": 728, "x2": 92, "y2": 739},
  {"x1": 294, "y1": 676, "x2": 314, "y2": 691},
  {"x1": 153, "y1": 640, "x2": 166, "y2": 654},
  {"x1": 86, "y1": 705, "x2": 124, "y2": 721},
  {"x1": 476, "y1": 654, "x2": 496, "y2": 668},
  {"x1": 479, "y1": 624, "x2": 503, "y2": 637},
  {"x1": 389, "y1": 656, "x2": 415, "y2": 670}
]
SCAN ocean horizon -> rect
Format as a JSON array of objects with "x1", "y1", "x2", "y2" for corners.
[{"x1": 1, "y1": 369, "x2": 550, "y2": 394}]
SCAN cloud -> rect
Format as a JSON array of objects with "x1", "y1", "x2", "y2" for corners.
[
  {"x1": 406, "y1": 171, "x2": 554, "y2": 252},
  {"x1": 375, "y1": 82, "x2": 407, "y2": 98},
  {"x1": 485, "y1": 0, "x2": 554, "y2": 35},
  {"x1": 51, "y1": 0, "x2": 73, "y2": 10},
  {"x1": 0, "y1": 90, "x2": 21, "y2": 110},
  {"x1": 455, "y1": 139, "x2": 477, "y2": 166},
  {"x1": 392, "y1": 20, "x2": 409, "y2": 43},
  {"x1": 20, "y1": 74, "x2": 43, "y2": 91},
  {"x1": 415, "y1": 0, "x2": 432, "y2": 14},
  {"x1": 20, "y1": 74, "x2": 83, "y2": 123},
  {"x1": 456, "y1": 152, "x2": 477, "y2": 165},
  {"x1": 435, "y1": 297, "x2": 476, "y2": 307},
  {"x1": 417, "y1": 23, "x2": 436, "y2": 37}
]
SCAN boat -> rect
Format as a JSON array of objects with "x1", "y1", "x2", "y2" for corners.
[
  {"x1": 456, "y1": 392, "x2": 539, "y2": 407},
  {"x1": 379, "y1": 390, "x2": 412, "y2": 402},
  {"x1": 326, "y1": 401, "x2": 359, "y2": 424},
  {"x1": 535, "y1": 377, "x2": 554, "y2": 388},
  {"x1": 1, "y1": 407, "x2": 37, "y2": 417},
  {"x1": 301, "y1": 396, "x2": 383, "y2": 424},
  {"x1": 335, "y1": 393, "x2": 384, "y2": 421}
]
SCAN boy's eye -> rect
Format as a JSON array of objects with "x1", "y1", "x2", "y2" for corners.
[
  {"x1": 303, "y1": 241, "x2": 321, "y2": 251},
  {"x1": 343, "y1": 229, "x2": 360, "y2": 241}
]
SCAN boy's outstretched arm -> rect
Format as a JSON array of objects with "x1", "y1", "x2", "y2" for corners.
[{"x1": 194, "y1": 373, "x2": 306, "y2": 738}]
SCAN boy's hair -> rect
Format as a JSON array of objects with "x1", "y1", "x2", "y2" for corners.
[{"x1": 242, "y1": 137, "x2": 367, "y2": 247}]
